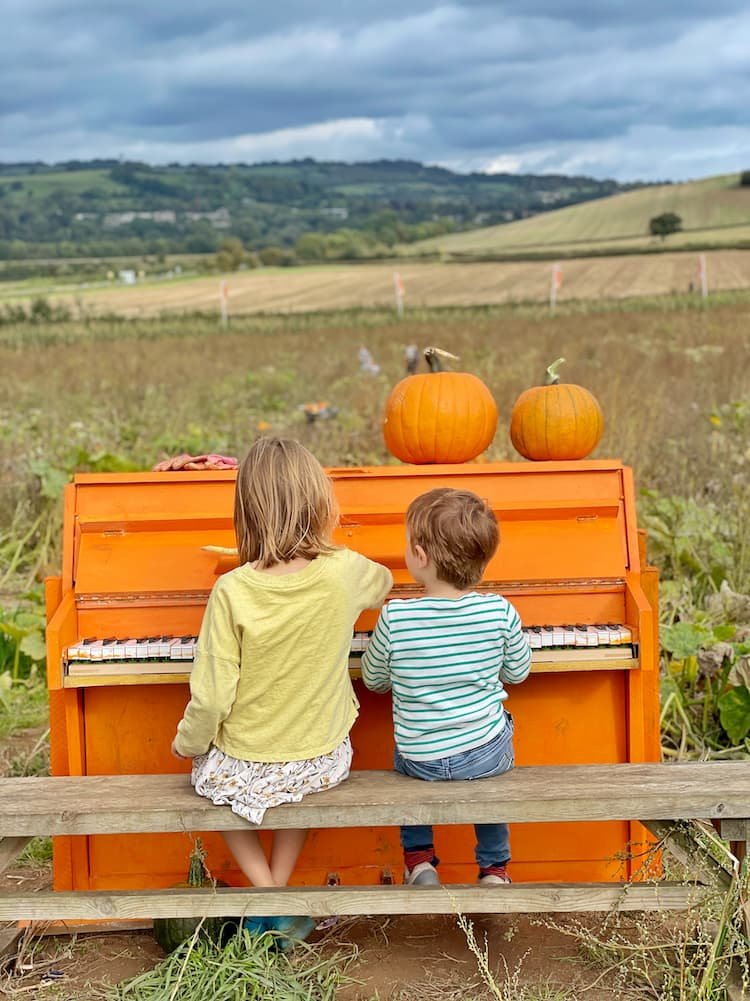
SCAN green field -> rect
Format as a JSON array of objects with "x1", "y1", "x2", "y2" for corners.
[{"x1": 412, "y1": 174, "x2": 750, "y2": 256}]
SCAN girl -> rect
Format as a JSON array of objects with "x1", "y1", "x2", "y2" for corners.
[{"x1": 171, "y1": 437, "x2": 392, "y2": 944}]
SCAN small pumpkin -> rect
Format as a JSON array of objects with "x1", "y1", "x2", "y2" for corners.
[
  {"x1": 510, "y1": 357, "x2": 604, "y2": 461},
  {"x1": 153, "y1": 839, "x2": 231, "y2": 953},
  {"x1": 383, "y1": 347, "x2": 497, "y2": 464}
]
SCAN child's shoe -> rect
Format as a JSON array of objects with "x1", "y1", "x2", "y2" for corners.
[
  {"x1": 404, "y1": 860, "x2": 440, "y2": 886},
  {"x1": 269, "y1": 915, "x2": 317, "y2": 952},
  {"x1": 242, "y1": 915, "x2": 271, "y2": 935},
  {"x1": 478, "y1": 864, "x2": 511, "y2": 885}
]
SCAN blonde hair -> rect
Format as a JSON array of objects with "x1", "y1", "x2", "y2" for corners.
[
  {"x1": 406, "y1": 488, "x2": 498, "y2": 589},
  {"x1": 234, "y1": 437, "x2": 339, "y2": 568}
]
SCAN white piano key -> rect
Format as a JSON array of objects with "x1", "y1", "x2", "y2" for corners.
[
  {"x1": 158, "y1": 637, "x2": 176, "y2": 659},
  {"x1": 573, "y1": 626, "x2": 589, "y2": 647},
  {"x1": 178, "y1": 636, "x2": 195, "y2": 660},
  {"x1": 526, "y1": 628, "x2": 542, "y2": 650},
  {"x1": 563, "y1": 625, "x2": 577, "y2": 647},
  {"x1": 169, "y1": 638, "x2": 188, "y2": 660},
  {"x1": 146, "y1": 637, "x2": 162, "y2": 659},
  {"x1": 540, "y1": 627, "x2": 555, "y2": 648},
  {"x1": 551, "y1": 626, "x2": 566, "y2": 647},
  {"x1": 123, "y1": 639, "x2": 139, "y2": 659},
  {"x1": 135, "y1": 638, "x2": 150, "y2": 659},
  {"x1": 618, "y1": 625, "x2": 633, "y2": 645},
  {"x1": 595, "y1": 625, "x2": 611, "y2": 645},
  {"x1": 605, "y1": 624, "x2": 622, "y2": 646},
  {"x1": 585, "y1": 626, "x2": 599, "y2": 647}
]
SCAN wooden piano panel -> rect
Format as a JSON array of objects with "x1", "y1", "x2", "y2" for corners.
[
  {"x1": 79, "y1": 674, "x2": 632, "y2": 888},
  {"x1": 50, "y1": 460, "x2": 658, "y2": 891}
]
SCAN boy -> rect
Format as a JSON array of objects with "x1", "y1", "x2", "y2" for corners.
[{"x1": 361, "y1": 487, "x2": 531, "y2": 886}]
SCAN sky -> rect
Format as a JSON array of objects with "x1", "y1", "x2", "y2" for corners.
[{"x1": 1, "y1": 1, "x2": 748, "y2": 182}]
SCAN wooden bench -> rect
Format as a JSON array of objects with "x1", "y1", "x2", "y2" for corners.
[{"x1": 1, "y1": 761, "x2": 749, "y2": 921}]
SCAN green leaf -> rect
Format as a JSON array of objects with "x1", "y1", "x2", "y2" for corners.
[
  {"x1": 0, "y1": 621, "x2": 25, "y2": 641},
  {"x1": 662, "y1": 622, "x2": 712, "y2": 659},
  {"x1": 713, "y1": 624, "x2": 737, "y2": 642},
  {"x1": 20, "y1": 631, "x2": 46, "y2": 662},
  {"x1": 29, "y1": 459, "x2": 70, "y2": 500},
  {"x1": 718, "y1": 686, "x2": 750, "y2": 744},
  {"x1": 0, "y1": 671, "x2": 11, "y2": 709}
]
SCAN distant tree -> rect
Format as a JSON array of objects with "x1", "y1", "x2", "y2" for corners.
[
  {"x1": 215, "y1": 237, "x2": 246, "y2": 272},
  {"x1": 649, "y1": 212, "x2": 683, "y2": 239},
  {"x1": 295, "y1": 232, "x2": 328, "y2": 261},
  {"x1": 740, "y1": 171, "x2": 750, "y2": 187},
  {"x1": 258, "y1": 246, "x2": 297, "y2": 267}
]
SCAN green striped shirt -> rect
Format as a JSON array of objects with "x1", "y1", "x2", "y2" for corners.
[{"x1": 361, "y1": 592, "x2": 531, "y2": 760}]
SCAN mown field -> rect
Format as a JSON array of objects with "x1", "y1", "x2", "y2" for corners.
[
  {"x1": 2, "y1": 249, "x2": 750, "y2": 319},
  {"x1": 414, "y1": 173, "x2": 750, "y2": 256}
]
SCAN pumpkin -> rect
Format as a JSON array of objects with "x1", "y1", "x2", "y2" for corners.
[
  {"x1": 153, "y1": 839, "x2": 232, "y2": 953},
  {"x1": 510, "y1": 357, "x2": 604, "y2": 461},
  {"x1": 383, "y1": 347, "x2": 497, "y2": 464}
]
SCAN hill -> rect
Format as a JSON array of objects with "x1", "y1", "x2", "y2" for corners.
[
  {"x1": 0, "y1": 159, "x2": 633, "y2": 264},
  {"x1": 410, "y1": 174, "x2": 750, "y2": 258}
]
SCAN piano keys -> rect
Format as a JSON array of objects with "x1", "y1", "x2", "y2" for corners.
[{"x1": 63, "y1": 624, "x2": 637, "y2": 683}]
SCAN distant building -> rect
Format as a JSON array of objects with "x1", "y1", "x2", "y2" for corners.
[
  {"x1": 183, "y1": 207, "x2": 231, "y2": 228},
  {"x1": 320, "y1": 207, "x2": 348, "y2": 220},
  {"x1": 103, "y1": 210, "x2": 176, "y2": 228},
  {"x1": 118, "y1": 269, "x2": 137, "y2": 284}
]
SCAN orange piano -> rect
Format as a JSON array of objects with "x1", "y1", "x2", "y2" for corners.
[{"x1": 45, "y1": 459, "x2": 659, "y2": 891}]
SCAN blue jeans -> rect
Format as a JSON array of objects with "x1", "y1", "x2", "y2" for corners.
[{"x1": 394, "y1": 714, "x2": 515, "y2": 870}]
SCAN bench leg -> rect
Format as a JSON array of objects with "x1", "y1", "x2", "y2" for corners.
[
  {"x1": 642, "y1": 820, "x2": 735, "y2": 887},
  {"x1": 0, "y1": 838, "x2": 33, "y2": 876}
]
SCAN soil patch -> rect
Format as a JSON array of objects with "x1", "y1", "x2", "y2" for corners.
[{"x1": 0, "y1": 910, "x2": 634, "y2": 1000}]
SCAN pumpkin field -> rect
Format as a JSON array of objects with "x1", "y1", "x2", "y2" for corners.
[{"x1": 1, "y1": 289, "x2": 750, "y2": 998}]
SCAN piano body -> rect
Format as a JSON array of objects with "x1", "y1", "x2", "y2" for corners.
[{"x1": 45, "y1": 460, "x2": 659, "y2": 891}]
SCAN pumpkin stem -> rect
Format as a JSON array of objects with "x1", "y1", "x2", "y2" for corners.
[
  {"x1": 424, "y1": 346, "x2": 460, "y2": 373},
  {"x1": 545, "y1": 357, "x2": 566, "y2": 385}
]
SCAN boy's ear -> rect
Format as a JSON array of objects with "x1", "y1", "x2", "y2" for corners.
[{"x1": 413, "y1": 544, "x2": 429, "y2": 568}]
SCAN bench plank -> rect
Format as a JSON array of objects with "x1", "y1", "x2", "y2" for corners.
[
  {"x1": 0, "y1": 883, "x2": 708, "y2": 921},
  {"x1": 1, "y1": 763, "x2": 749, "y2": 837}
]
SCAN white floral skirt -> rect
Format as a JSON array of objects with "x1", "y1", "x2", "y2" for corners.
[{"x1": 191, "y1": 737, "x2": 353, "y2": 825}]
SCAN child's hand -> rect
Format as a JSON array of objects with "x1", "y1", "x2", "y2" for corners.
[{"x1": 171, "y1": 737, "x2": 189, "y2": 760}]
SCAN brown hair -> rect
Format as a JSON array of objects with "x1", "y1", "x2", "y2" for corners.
[
  {"x1": 406, "y1": 488, "x2": 498, "y2": 589},
  {"x1": 234, "y1": 437, "x2": 339, "y2": 568}
]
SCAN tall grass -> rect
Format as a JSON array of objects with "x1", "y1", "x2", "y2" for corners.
[{"x1": 1, "y1": 296, "x2": 749, "y2": 752}]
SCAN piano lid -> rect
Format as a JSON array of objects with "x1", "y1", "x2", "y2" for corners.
[{"x1": 67, "y1": 461, "x2": 639, "y2": 599}]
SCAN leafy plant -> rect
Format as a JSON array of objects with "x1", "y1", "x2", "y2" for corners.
[
  {"x1": 106, "y1": 925, "x2": 355, "y2": 1001},
  {"x1": 0, "y1": 602, "x2": 46, "y2": 687}
]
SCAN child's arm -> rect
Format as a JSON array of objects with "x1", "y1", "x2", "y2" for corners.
[
  {"x1": 499, "y1": 601, "x2": 532, "y2": 686},
  {"x1": 361, "y1": 604, "x2": 393, "y2": 693},
  {"x1": 347, "y1": 550, "x2": 393, "y2": 609},
  {"x1": 173, "y1": 584, "x2": 241, "y2": 758}
]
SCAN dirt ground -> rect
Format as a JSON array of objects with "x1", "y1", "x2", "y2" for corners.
[{"x1": 1, "y1": 861, "x2": 632, "y2": 1001}]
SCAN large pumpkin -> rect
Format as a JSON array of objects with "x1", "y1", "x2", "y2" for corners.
[
  {"x1": 383, "y1": 347, "x2": 497, "y2": 464},
  {"x1": 153, "y1": 840, "x2": 232, "y2": 953},
  {"x1": 510, "y1": 358, "x2": 603, "y2": 461}
]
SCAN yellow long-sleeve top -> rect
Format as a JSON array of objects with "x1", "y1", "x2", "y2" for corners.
[{"x1": 174, "y1": 548, "x2": 392, "y2": 762}]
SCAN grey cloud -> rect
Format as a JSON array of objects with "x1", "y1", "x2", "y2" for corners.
[{"x1": 0, "y1": 1, "x2": 748, "y2": 180}]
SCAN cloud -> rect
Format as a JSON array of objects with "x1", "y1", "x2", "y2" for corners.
[{"x1": 0, "y1": 1, "x2": 748, "y2": 180}]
